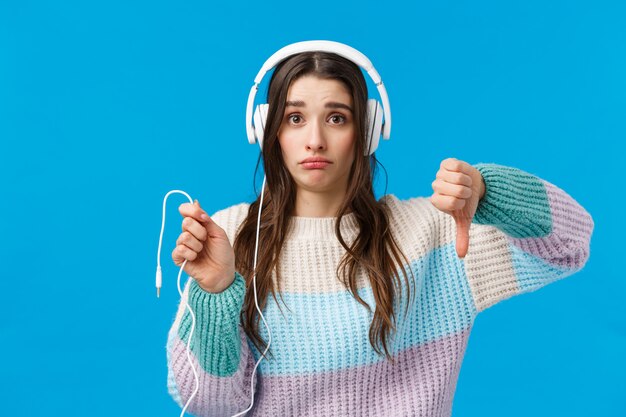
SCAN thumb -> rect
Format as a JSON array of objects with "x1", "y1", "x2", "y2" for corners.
[
  {"x1": 194, "y1": 199, "x2": 225, "y2": 236},
  {"x1": 454, "y1": 215, "x2": 470, "y2": 259},
  {"x1": 194, "y1": 199, "x2": 211, "y2": 226}
]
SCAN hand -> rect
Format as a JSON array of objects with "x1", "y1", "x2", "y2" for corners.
[
  {"x1": 172, "y1": 200, "x2": 236, "y2": 293},
  {"x1": 429, "y1": 158, "x2": 486, "y2": 259}
]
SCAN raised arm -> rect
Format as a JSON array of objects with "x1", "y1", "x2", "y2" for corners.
[
  {"x1": 465, "y1": 162, "x2": 595, "y2": 312},
  {"x1": 429, "y1": 158, "x2": 594, "y2": 312}
]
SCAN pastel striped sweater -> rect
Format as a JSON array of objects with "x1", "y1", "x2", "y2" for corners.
[{"x1": 165, "y1": 163, "x2": 594, "y2": 416}]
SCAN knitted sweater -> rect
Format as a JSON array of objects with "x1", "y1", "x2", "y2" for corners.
[{"x1": 165, "y1": 163, "x2": 594, "y2": 417}]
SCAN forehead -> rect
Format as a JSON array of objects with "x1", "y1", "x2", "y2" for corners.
[{"x1": 286, "y1": 75, "x2": 352, "y2": 103}]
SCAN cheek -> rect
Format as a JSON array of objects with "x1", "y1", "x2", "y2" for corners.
[
  {"x1": 277, "y1": 137, "x2": 297, "y2": 167},
  {"x1": 339, "y1": 132, "x2": 356, "y2": 164}
]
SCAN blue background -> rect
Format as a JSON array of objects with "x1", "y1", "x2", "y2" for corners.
[{"x1": 1, "y1": 0, "x2": 624, "y2": 416}]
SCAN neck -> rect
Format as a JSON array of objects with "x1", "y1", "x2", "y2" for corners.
[{"x1": 293, "y1": 188, "x2": 348, "y2": 217}]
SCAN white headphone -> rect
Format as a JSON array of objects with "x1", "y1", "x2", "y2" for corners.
[{"x1": 245, "y1": 40, "x2": 392, "y2": 156}]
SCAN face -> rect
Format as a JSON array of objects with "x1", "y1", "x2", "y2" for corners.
[{"x1": 277, "y1": 75, "x2": 356, "y2": 196}]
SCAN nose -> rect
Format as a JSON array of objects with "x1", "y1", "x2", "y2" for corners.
[{"x1": 305, "y1": 119, "x2": 326, "y2": 151}]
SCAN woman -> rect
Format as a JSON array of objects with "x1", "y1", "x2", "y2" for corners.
[{"x1": 165, "y1": 46, "x2": 595, "y2": 416}]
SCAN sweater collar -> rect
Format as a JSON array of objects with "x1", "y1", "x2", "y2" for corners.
[{"x1": 286, "y1": 212, "x2": 360, "y2": 241}]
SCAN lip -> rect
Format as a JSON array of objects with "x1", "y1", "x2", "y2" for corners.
[
  {"x1": 300, "y1": 157, "x2": 332, "y2": 164},
  {"x1": 300, "y1": 157, "x2": 332, "y2": 170}
]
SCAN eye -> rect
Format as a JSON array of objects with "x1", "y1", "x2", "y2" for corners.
[
  {"x1": 287, "y1": 114, "x2": 303, "y2": 125},
  {"x1": 328, "y1": 114, "x2": 346, "y2": 125}
]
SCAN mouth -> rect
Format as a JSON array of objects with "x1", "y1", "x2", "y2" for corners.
[{"x1": 300, "y1": 157, "x2": 332, "y2": 170}]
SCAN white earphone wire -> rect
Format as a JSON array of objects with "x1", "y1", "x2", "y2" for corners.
[
  {"x1": 157, "y1": 180, "x2": 270, "y2": 417},
  {"x1": 156, "y1": 190, "x2": 199, "y2": 417},
  {"x1": 231, "y1": 174, "x2": 271, "y2": 416}
]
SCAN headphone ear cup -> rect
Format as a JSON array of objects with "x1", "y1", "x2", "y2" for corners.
[
  {"x1": 365, "y1": 99, "x2": 383, "y2": 156},
  {"x1": 253, "y1": 104, "x2": 269, "y2": 150}
]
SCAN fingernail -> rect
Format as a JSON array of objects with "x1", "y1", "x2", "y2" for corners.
[{"x1": 201, "y1": 213, "x2": 210, "y2": 221}]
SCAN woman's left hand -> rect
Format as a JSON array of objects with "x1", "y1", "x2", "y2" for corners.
[{"x1": 430, "y1": 157, "x2": 486, "y2": 259}]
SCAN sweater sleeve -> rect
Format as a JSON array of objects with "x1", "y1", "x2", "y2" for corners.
[
  {"x1": 463, "y1": 163, "x2": 595, "y2": 313},
  {"x1": 165, "y1": 272, "x2": 257, "y2": 416}
]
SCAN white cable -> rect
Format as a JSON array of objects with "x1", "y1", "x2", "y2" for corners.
[
  {"x1": 231, "y1": 175, "x2": 271, "y2": 417},
  {"x1": 156, "y1": 190, "x2": 199, "y2": 417},
  {"x1": 157, "y1": 180, "x2": 271, "y2": 417}
]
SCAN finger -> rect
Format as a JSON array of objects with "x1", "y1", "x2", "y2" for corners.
[
  {"x1": 441, "y1": 157, "x2": 473, "y2": 174},
  {"x1": 172, "y1": 245, "x2": 199, "y2": 264},
  {"x1": 436, "y1": 169, "x2": 473, "y2": 187},
  {"x1": 177, "y1": 231, "x2": 203, "y2": 252},
  {"x1": 186, "y1": 200, "x2": 224, "y2": 236},
  {"x1": 194, "y1": 203, "x2": 229, "y2": 238},
  {"x1": 432, "y1": 179, "x2": 473, "y2": 199},
  {"x1": 179, "y1": 202, "x2": 211, "y2": 224},
  {"x1": 454, "y1": 217, "x2": 470, "y2": 259},
  {"x1": 182, "y1": 216, "x2": 208, "y2": 241},
  {"x1": 431, "y1": 193, "x2": 467, "y2": 212},
  {"x1": 193, "y1": 200, "x2": 216, "y2": 226}
]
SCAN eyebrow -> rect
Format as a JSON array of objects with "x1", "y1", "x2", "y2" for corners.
[{"x1": 285, "y1": 100, "x2": 353, "y2": 113}]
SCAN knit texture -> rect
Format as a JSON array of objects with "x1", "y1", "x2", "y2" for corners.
[{"x1": 165, "y1": 163, "x2": 594, "y2": 416}]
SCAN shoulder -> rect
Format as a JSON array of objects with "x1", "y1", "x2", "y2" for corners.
[
  {"x1": 209, "y1": 202, "x2": 251, "y2": 245},
  {"x1": 380, "y1": 194, "x2": 443, "y2": 225},
  {"x1": 379, "y1": 194, "x2": 454, "y2": 257}
]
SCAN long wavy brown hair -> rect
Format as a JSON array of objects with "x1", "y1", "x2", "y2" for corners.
[{"x1": 233, "y1": 51, "x2": 414, "y2": 362}]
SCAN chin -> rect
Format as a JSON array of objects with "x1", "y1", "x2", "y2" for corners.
[{"x1": 296, "y1": 177, "x2": 335, "y2": 193}]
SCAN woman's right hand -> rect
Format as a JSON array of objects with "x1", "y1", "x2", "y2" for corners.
[{"x1": 172, "y1": 200, "x2": 235, "y2": 293}]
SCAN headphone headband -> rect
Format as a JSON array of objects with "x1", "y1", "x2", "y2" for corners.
[
  {"x1": 246, "y1": 40, "x2": 392, "y2": 145},
  {"x1": 253, "y1": 40, "x2": 380, "y2": 84}
]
